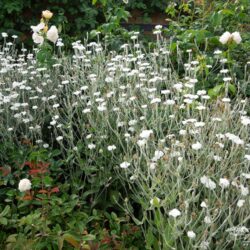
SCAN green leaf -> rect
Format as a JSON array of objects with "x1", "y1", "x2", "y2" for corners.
[
  {"x1": 43, "y1": 176, "x2": 53, "y2": 187},
  {"x1": 63, "y1": 233, "x2": 80, "y2": 248},
  {"x1": 228, "y1": 84, "x2": 236, "y2": 95},
  {"x1": 208, "y1": 84, "x2": 224, "y2": 98},
  {"x1": 58, "y1": 236, "x2": 64, "y2": 250},
  {"x1": 6, "y1": 234, "x2": 17, "y2": 243},
  {"x1": 0, "y1": 217, "x2": 8, "y2": 225},
  {"x1": 0, "y1": 205, "x2": 10, "y2": 217},
  {"x1": 82, "y1": 234, "x2": 96, "y2": 241}
]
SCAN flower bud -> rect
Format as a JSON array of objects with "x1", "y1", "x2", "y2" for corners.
[{"x1": 42, "y1": 10, "x2": 53, "y2": 20}]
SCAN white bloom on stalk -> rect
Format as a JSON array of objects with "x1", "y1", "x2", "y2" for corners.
[
  {"x1": 237, "y1": 199, "x2": 245, "y2": 208},
  {"x1": 1, "y1": 32, "x2": 8, "y2": 38},
  {"x1": 226, "y1": 226, "x2": 249, "y2": 237},
  {"x1": 231, "y1": 32, "x2": 242, "y2": 44},
  {"x1": 240, "y1": 185, "x2": 249, "y2": 196},
  {"x1": 204, "y1": 215, "x2": 212, "y2": 224},
  {"x1": 149, "y1": 162, "x2": 156, "y2": 170},
  {"x1": 88, "y1": 144, "x2": 96, "y2": 149},
  {"x1": 56, "y1": 136, "x2": 63, "y2": 142},
  {"x1": 150, "y1": 197, "x2": 161, "y2": 206},
  {"x1": 31, "y1": 23, "x2": 45, "y2": 33},
  {"x1": 107, "y1": 145, "x2": 116, "y2": 151},
  {"x1": 152, "y1": 150, "x2": 164, "y2": 162},
  {"x1": 169, "y1": 208, "x2": 181, "y2": 218},
  {"x1": 241, "y1": 173, "x2": 250, "y2": 179},
  {"x1": 219, "y1": 31, "x2": 231, "y2": 44},
  {"x1": 241, "y1": 116, "x2": 250, "y2": 126},
  {"x1": 200, "y1": 176, "x2": 216, "y2": 190},
  {"x1": 137, "y1": 139, "x2": 147, "y2": 147},
  {"x1": 120, "y1": 161, "x2": 130, "y2": 169},
  {"x1": 192, "y1": 142, "x2": 202, "y2": 150},
  {"x1": 219, "y1": 178, "x2": 230, "y2": 189},
  {"x1": 200, "y1": 201, "x2": 208, "y2": 208},
  {"x1": 219, "y1": 31, "x2": 242, "y2": 45},
  {"x1": 139, "y1": 129, "x2": 153, "y2": 140},
  {"x1": 18, "y1": 178, "x2": 32, "y2": 192},
  {"x1": 187, "y1": 231, "x2": 196, "y2": 239},
  {"x1": 213, "y1": 155, "x2": 222, "y2": 162},
  {"x1": 32, "y1": 32, "x2": 44, "y2": 44},
  {"x1": 47, "y1": 26, "x2": 59, "y2": 43}
]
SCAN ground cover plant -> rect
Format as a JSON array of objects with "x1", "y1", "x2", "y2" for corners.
[{"x1": 0, "y1": 8, "x2": 250, "y2": 250}]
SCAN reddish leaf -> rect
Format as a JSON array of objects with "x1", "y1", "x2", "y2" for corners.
[
  {"x1": 22, "y1": 195, "x2": 33, "y2": 200},
  {"x1": 38, "y1": 189, "x2": 48, "y2": 194},
  {"x1": 29, "y1": 168, "x2": 47, "y2": 175},
  {"x1": 0, "y1": 166, "x2": 11, "y2": 176},
  {"x1": 21, "y1": 161, "x2": 35, "y2": 169},
  {"x1": 50, "y1": 187, "x2": 60, "y2": 193}
]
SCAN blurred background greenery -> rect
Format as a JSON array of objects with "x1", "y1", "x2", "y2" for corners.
[{"x1": 1, "y1": 0, "x2": 248, "y2": 46}]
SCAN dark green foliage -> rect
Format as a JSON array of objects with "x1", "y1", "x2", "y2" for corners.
[{"x1": 0, "y1": 0, "x2": 99, "y2": 48}]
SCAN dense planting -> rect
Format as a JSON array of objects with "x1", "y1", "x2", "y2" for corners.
[{"x1": 0, "y1": 6, "x2": 250, "y2": 250}]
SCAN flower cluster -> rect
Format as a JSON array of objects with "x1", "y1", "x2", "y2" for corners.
[
  {"x1": 219, "y1": 31, "x2": 242, "y2": 45},
  {"x1": 31, "y1": 10, "x2": 59, "y2": 45}
]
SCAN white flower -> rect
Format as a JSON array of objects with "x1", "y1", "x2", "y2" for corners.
[
  {"x1": 47, "y1": 26, "x2": 59, "y2": 43},
  {"x1": 226, "y1": 226, "x2": 249, "y2": 237},
  {"x1": 231, "y1": 32, "x2": 242, "y2": 44},
  {"x1": 107, "y1": 145, "x2": 116, "y2": 151},
  {"x1": 219, "y1": 31, "x2": 242, "y2": 45},
  {"x1": 242, "y1": 173, "x2": 250, "y2": 179},
  {"x1": 200, "y1": 201, "x2": 208, "y2": 208},
  {"x1": 241, "y1": 116, "x2": 250, "y2": 126},
  {"x1": 200, "y1": 241, "x2": 210, "y2": 250},
  {"x1": 169, "y1": 208, "x2": 181, "y2": 218},
  {"x1": 56, "y1": 136, "x2": 63, "y2": 141},
  {"x1": 244, "y1": 155, "x2": 250, "y2": 161},
  {"x1": 187, "y1": 231, "x2": 196, "y2": 239},
  {"x1": 219, "y1": 178, "x2": 230, "y2": 189},
  {"x1": 1, "y1": 32, "x2": 8, "y2": 38},
  {"x1": 32, "y1": 32, "x2": 44, "y2": 44},
  {"x1": 237, "y1": 199, "x2": 245, "y2": 208},
  {"x1": 139, "y1": 130, "x2": 153, "y2": 139},
  {"x1": 18, "y1": 178, "x2": 32, "y2": 192},
  {"x1": 240, "y1": 185, "x2": 249, "y2": 196},
  {"x1": 152, "y1": 150, "x2": 164, "y2": 161},
  {"x1": 150, "y1": 197, "x2": 161, "y2": 206},
  {"x1": 137, "y1": 139, "x2": 147, "y2": 147},
  {"x1": 179, "y1": 129, "x2": 187, "y2": 135},
  {"x1": 222, "y1": 97, "x2": 230, "y2": 103},
  {"x1": 204, "y1": 216, "x2": 212, "y2": 224},
  {"x1": 149, "y1": 162, "x2": 156, "y2": 170},
  {"x1": 155, "y1": 25, "x2": 162, "y2": 30},
  {"x1": 192, "y1": 142, "x2": 202, "y2": 150},
  {"x1": 165, "y1": 99, "x2": 175, "y2": 105},
  {"x1": 219, "y1": 31, "x2": 231, "y2": 44},
  {"x1": 213, "y1": 155, "x2": 222, "y2": 161},
  {"x1": 120, "y1": 161, "x2": 130, "y2": 169},
  {"x1": 150, "y1": 98, "x2": 161, "y2": 104},
  {"x1": 200, "y1": 176, "x2": 216, "y2": 190},
  {"x1": 31, "y1": 23, "x2": 45, "y2": 33},
  {"x1": 88, "y1": 144, "x2": 96, "y2": 149}
]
